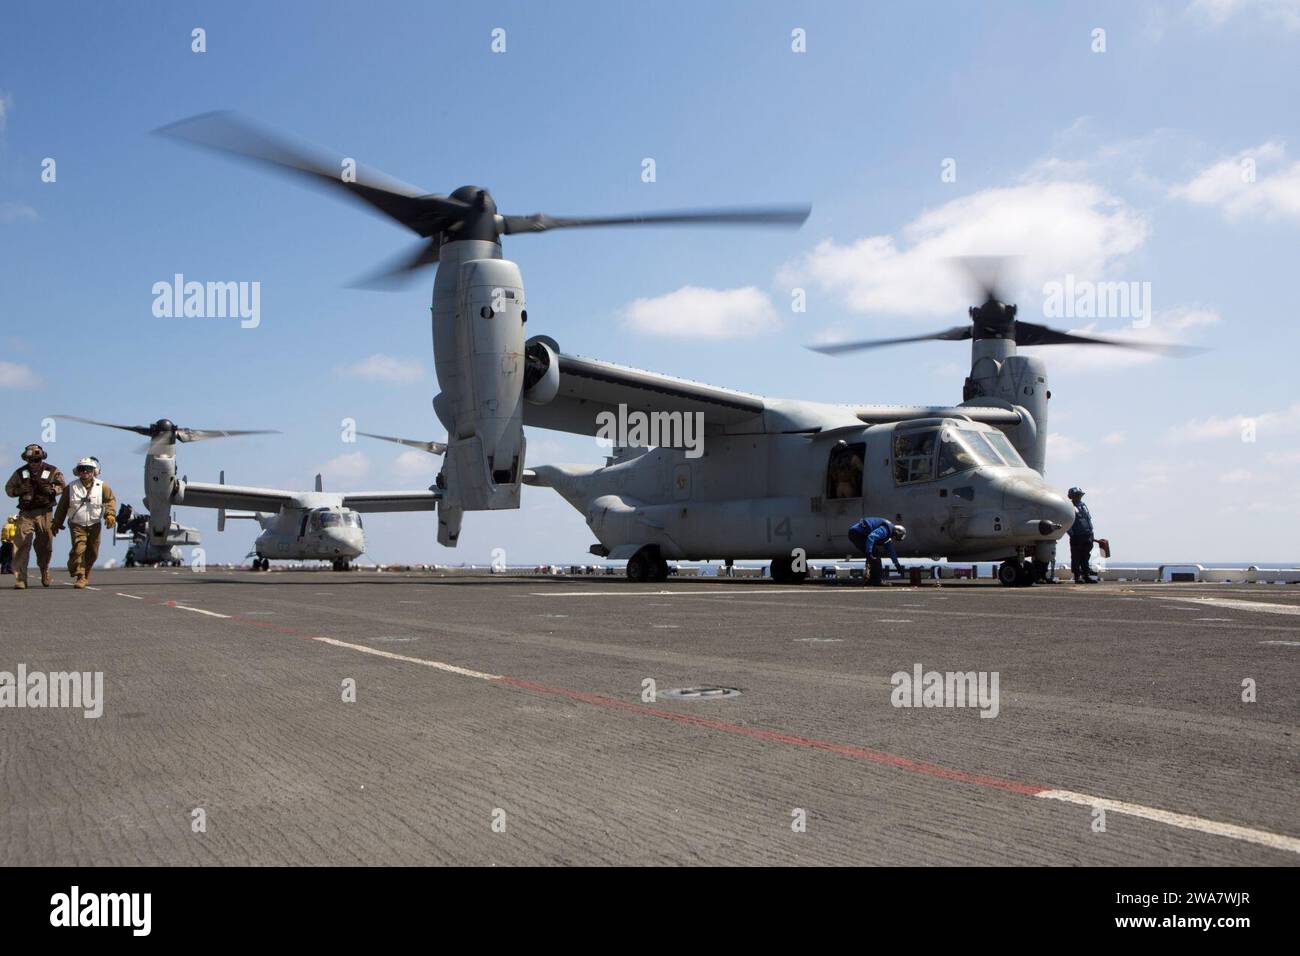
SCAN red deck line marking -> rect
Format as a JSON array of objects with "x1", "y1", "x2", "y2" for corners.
[
  {"x1": 176, "y1": 600, "x2": 1044, "y2": 796},
  {"x1": 493, "y1": 676, "x2": 1045, "y2": 796}
]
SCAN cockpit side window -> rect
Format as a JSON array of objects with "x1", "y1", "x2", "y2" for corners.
[
  {"x1": 893, "y1": 428, "x2": 937, "y2": 484},
  {"x1": 826, "y1": 442, "x2": 866, "y2": 499}
]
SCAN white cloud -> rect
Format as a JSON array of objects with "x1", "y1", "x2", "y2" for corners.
[
  {"x1": 1165, "y1": 402, "x2": 1300, "y2": 443},
  {"x1": 1218, "y1": 468, "x2": 1255, "y2": 483},
  {"x1": 0, "y1": 202, "x2": 37, "y2": 224},
  {"x1": 0, "y1": 360, "x2": 40, "y2": 388},
  {"x1": 779, "y1": 181, "x2": 1149, "y2": 320},
  {"x1": 622, "y1": 286, "x2": 780, "y2": 339},
  {"x1": 391, "y1": 448, "x2": 434, "y2": 480},
  {"x1": 1188, "y1": 0, "x2": 1300, "y2": 30},
  {"x1": 1170, "y1": 142, "x2": 1300, "y2": 222},
  {"x1": 0, "y1": 91, "x2": 12, "y2": 133},
  {"x1": 318, "y1": 451, "x2": 371, "y2": 488},
  {"x1": 337, "y1": 353, "x2": 425, "y2": 384},
  {"x1": 1102, "y1": 431, "x2": 1126, "y2": 446},
  {"x1": 1048, "y1": 433, "x2": 1088, "y2": 464}
]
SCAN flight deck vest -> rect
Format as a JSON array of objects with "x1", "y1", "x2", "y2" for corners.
[
  {"x1": 11, "y1": 464, "x2": 61, "y2": 513},
  {"x1": 67, "y1": 479, "x2": 105, "y2": 527}
]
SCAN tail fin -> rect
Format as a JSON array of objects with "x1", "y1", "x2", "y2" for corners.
[{"x1": 315, "y1": 473, "x2": 323, "y2": 492}]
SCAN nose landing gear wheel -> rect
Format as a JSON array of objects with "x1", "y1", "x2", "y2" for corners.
[{"x1": 998, "y1": 560, "x2": 1036, "y2": 587}]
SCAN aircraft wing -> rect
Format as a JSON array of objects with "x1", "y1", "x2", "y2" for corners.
[
  {"x1": 178, "y1": 480, "x2": 295, "y2": 513},
  {"x1": 852, "y1": 405, "x2": 1023, "y2": 425},
  {"x1": 340, "y1": 489, "x2": 442, "y2": 513},
  {"x1": 523, "y1": 352, "x2": 766, "y2": 437}
]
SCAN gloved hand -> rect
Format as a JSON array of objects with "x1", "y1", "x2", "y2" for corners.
[
  {"x1": 105, "y1": 514, "x2": 116, "y2": 529},
  {"x1": 51, "y1": 525, "x2": 62, "y2": 536}
]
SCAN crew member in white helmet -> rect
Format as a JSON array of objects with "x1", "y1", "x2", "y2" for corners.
[{"x1": 51, "y1": 457, "x2": 117, "y2": 589}]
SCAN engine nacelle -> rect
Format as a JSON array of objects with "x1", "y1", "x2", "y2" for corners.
[
  {"x1": 434, "y1": 257, "x2": 526, "y2": 512},
  {"x1": 523, "y1": 337, "x2": 560, "y2": 406},
  {"x1": 143, "y1": 448, "x2": 177, "y2": 543}
]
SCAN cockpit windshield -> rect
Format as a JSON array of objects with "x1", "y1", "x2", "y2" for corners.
[
  {"x1": 311, "y1": 510, "x2": 344, "y2": 530},
  {"x1": 895, "y1": 424, "x2": 1020, "y2": 484},
  {"x1": 937, "y1": 428, "x2": 1003, "y2": 477},
  {"x1": 983, "y1": 430, "x2": 1026, "y2": 468}
]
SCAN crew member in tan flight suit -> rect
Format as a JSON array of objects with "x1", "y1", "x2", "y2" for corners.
[
  {"x1": 52, "y1": 457, "x2": 117, "y2": 589},
  {"x1": 4, "y1": 443, "x2": 66, "y2": 589}
]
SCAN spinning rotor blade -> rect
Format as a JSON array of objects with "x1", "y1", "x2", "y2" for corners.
[
  {"x1": 348, "y1": 238, "x2": 442, "y2": 289},
  {"x1": 59, "y1": 414, "x2": 278, "y2": 452},
  {"x1": 949, "y1": 254, "x2": 1021, "y2": 305},
  {"x1": 155, "y1": 112, "x2": 467, "y2": 237},
  {"x1": 807, "y1": 326, "x2": 972, "y2": 355},
  {"x1": 1013, "y1": 321, "x2": 1204, "y2": 355},
  {"x1": 156, "y1": 111, "x2": 812, "y2": 287},
  {"x1": 175, "y1": 427, "x2": 280, "y2": 443},
  {"x1": 358, "y1": 431, "x2": 447, "y2": 456},
  {"x1": 53, "y1": 414, "x2": 153, "y2": 437},
  {"x1": 500, "y1": 205, "x2": 811, "y2": 235}
]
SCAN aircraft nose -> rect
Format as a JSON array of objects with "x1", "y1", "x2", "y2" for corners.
[
  {"x1": 325, "y1": 529, "x2": 364, "y2": 557},
  {"x1": 1020, "y1": 486, "x2": 1075, "y2": 536},
  {"x1": 993, "y1": 474, "x2": 1076, "y2": 538}
]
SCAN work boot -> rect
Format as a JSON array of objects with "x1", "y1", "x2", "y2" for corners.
[
  {"x1": 41, "y1": 568, "x2": 52, "y2": 587},
  {"x1": 14, "y1": 576, "x2": 26, "y2": 590},
  {"x1": 73, "y1": 576, "x2": 87, "y2": 589}
]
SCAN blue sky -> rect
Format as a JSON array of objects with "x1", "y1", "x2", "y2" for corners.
[{"x1": 3, "y1": 0, "x2": 1299, "y2": 564}]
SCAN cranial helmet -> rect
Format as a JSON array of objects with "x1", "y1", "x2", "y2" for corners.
[
  {"x1": 75, "y1": 457, "x2": 98, "y2": 474},
  {"x1": 21, "y1": 444, "x2": 46, "y2": 463},
  {"x1": 891, "y1": 523, "x2": 907, "y2": 541},
  {"x1": 1068, "y1": 486, "x2": 1084, "y2": 498}
]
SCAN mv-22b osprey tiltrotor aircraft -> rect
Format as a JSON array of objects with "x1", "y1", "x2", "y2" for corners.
[
  {"x1": 113, "y1": 502, "x2": 199, "y2": 567},
  {"x1": 55, "y1": 416, "x2": 443, "y2": 570},
  {"x1": 157, "y1": 114, "x2": 1191, "y2": 586}
]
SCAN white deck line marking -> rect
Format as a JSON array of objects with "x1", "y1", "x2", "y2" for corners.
[
  {"x1": 1162, "y1": 596, "x2": 1300, "y2": 616},
  {"x1": 1036, "y1": 789, "x2": 1300, "y2": 854},
  {"x1": 532, "y1": 589, "x2": 809, "y2": 597},
  {"x1": 312, "y1": 636, "x2": 501, "y2": 680},
  {"x1": 171, "y1": 604, "x2": 231, "y2": 619},
  {"x1": 1259, "y1": 640, "x2": 1300, "y2": 647},
  {"x1": 162, "y1": 593, "x2": 1299, "y2": 855},
  {"x1": 115, "y1": 592, "x2": 143, "y2": 600},
  {"x1": 879, "y1": 619, "x2": 912, "y2": 623}
]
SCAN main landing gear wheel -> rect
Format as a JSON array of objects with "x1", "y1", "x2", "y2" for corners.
[
  {"x1": 626, "y1": 549, "x2": 669, "y2": 583},
  {"x1": 768, "y1": 554, "x2": 808, "y2": 584},
  {"x1": 997, "y1": 560, "x2": 1033, "y2": 587}
]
